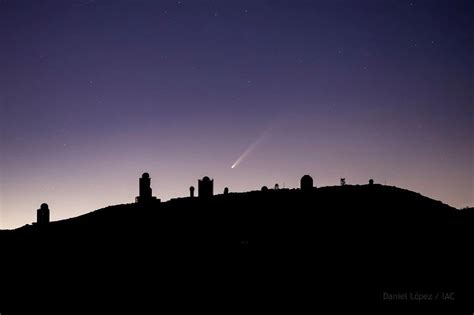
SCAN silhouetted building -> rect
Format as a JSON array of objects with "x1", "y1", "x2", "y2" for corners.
[
  {"x1": 340, "y1": 178, "x2": 346, "y2": 186},
  {"x1": 224, "y1": 187, "x2": 229, "y2": 195},
  {"x1": 300, "y1": 175, "x2": 313, "y2": 191},
  {"x1": 369, "y1": 179, "x2": 374, "y2": 185},
  {"x1": 136, "y1": 172, "x2": 159, "y2": 203},
  {"x1": 198, "y1": 176, "x2": 213, "y2": 198},
  {"x1": 190, "y1": 186, "x2": 195, "y2": 197},
  {"x1": 37, "y1": 203, "x2": 50, "y2": 224}
]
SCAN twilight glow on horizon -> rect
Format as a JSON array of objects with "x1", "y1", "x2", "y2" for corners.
[{"x1": 0, "y1": 0, "x2": 472, "y2": 229}]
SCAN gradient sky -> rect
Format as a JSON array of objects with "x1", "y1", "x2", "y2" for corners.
[{"x1": 1, "y1": 0, "x2": 472, "y2": 229}]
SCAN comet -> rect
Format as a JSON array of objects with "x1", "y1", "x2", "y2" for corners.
[{"x1": 231, "y1": 129, "x2": 272, "y2": 169}]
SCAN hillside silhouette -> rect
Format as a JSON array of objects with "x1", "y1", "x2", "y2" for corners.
[{"x1": 1, "y1": 183, "x2": 473, "y2": 313}]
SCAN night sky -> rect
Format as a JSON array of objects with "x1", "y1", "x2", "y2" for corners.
[{"x1": 1, "y1": 0, "x2": 472, "y2": 229}]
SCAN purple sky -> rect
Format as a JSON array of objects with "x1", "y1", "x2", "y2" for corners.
[{"x1": 1, "y1": 0, "x2": 472, "y2": 229}]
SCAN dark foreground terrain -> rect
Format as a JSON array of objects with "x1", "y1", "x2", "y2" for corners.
[{"x1": 1, "y1": 184, "x2": 473, "y2": 313}]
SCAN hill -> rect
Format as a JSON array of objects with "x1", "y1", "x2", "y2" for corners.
[{"x1": 0, "y1": 184, "x2": 472, "y2": 313}]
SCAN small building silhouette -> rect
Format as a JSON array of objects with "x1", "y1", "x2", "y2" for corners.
[
  {"x1": 300, "y1": 175, "x2": 313, "y2": 191},
  {"x1": 223, "y1": 187, "x2": 229, "y2": 195},
  {"x1": 37, "y1": 203, "x2": 50, "y2": 224},
  {"x1": 189, "y1": 186, "x2": 195, "y2": 197},
  {"x1": 136, "y1": 172, "x2": 159, "y2": 203},
  {"x1": 198, "y1": 176, "x2": 213, "y2": 198}
]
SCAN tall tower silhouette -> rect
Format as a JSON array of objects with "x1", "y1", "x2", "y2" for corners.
[
  {"x1": 198, "y1": 176, "x2": 213, "y2": 198},
  {"x1": 139, "y1": 173, "x2": 152, "y2": 199},
  {"x1": 37, "y1": 203, "x2": 50, "y2": 224},
  {"x1": 136, "y1": 172, "x2": 159, "y2": 203}
]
